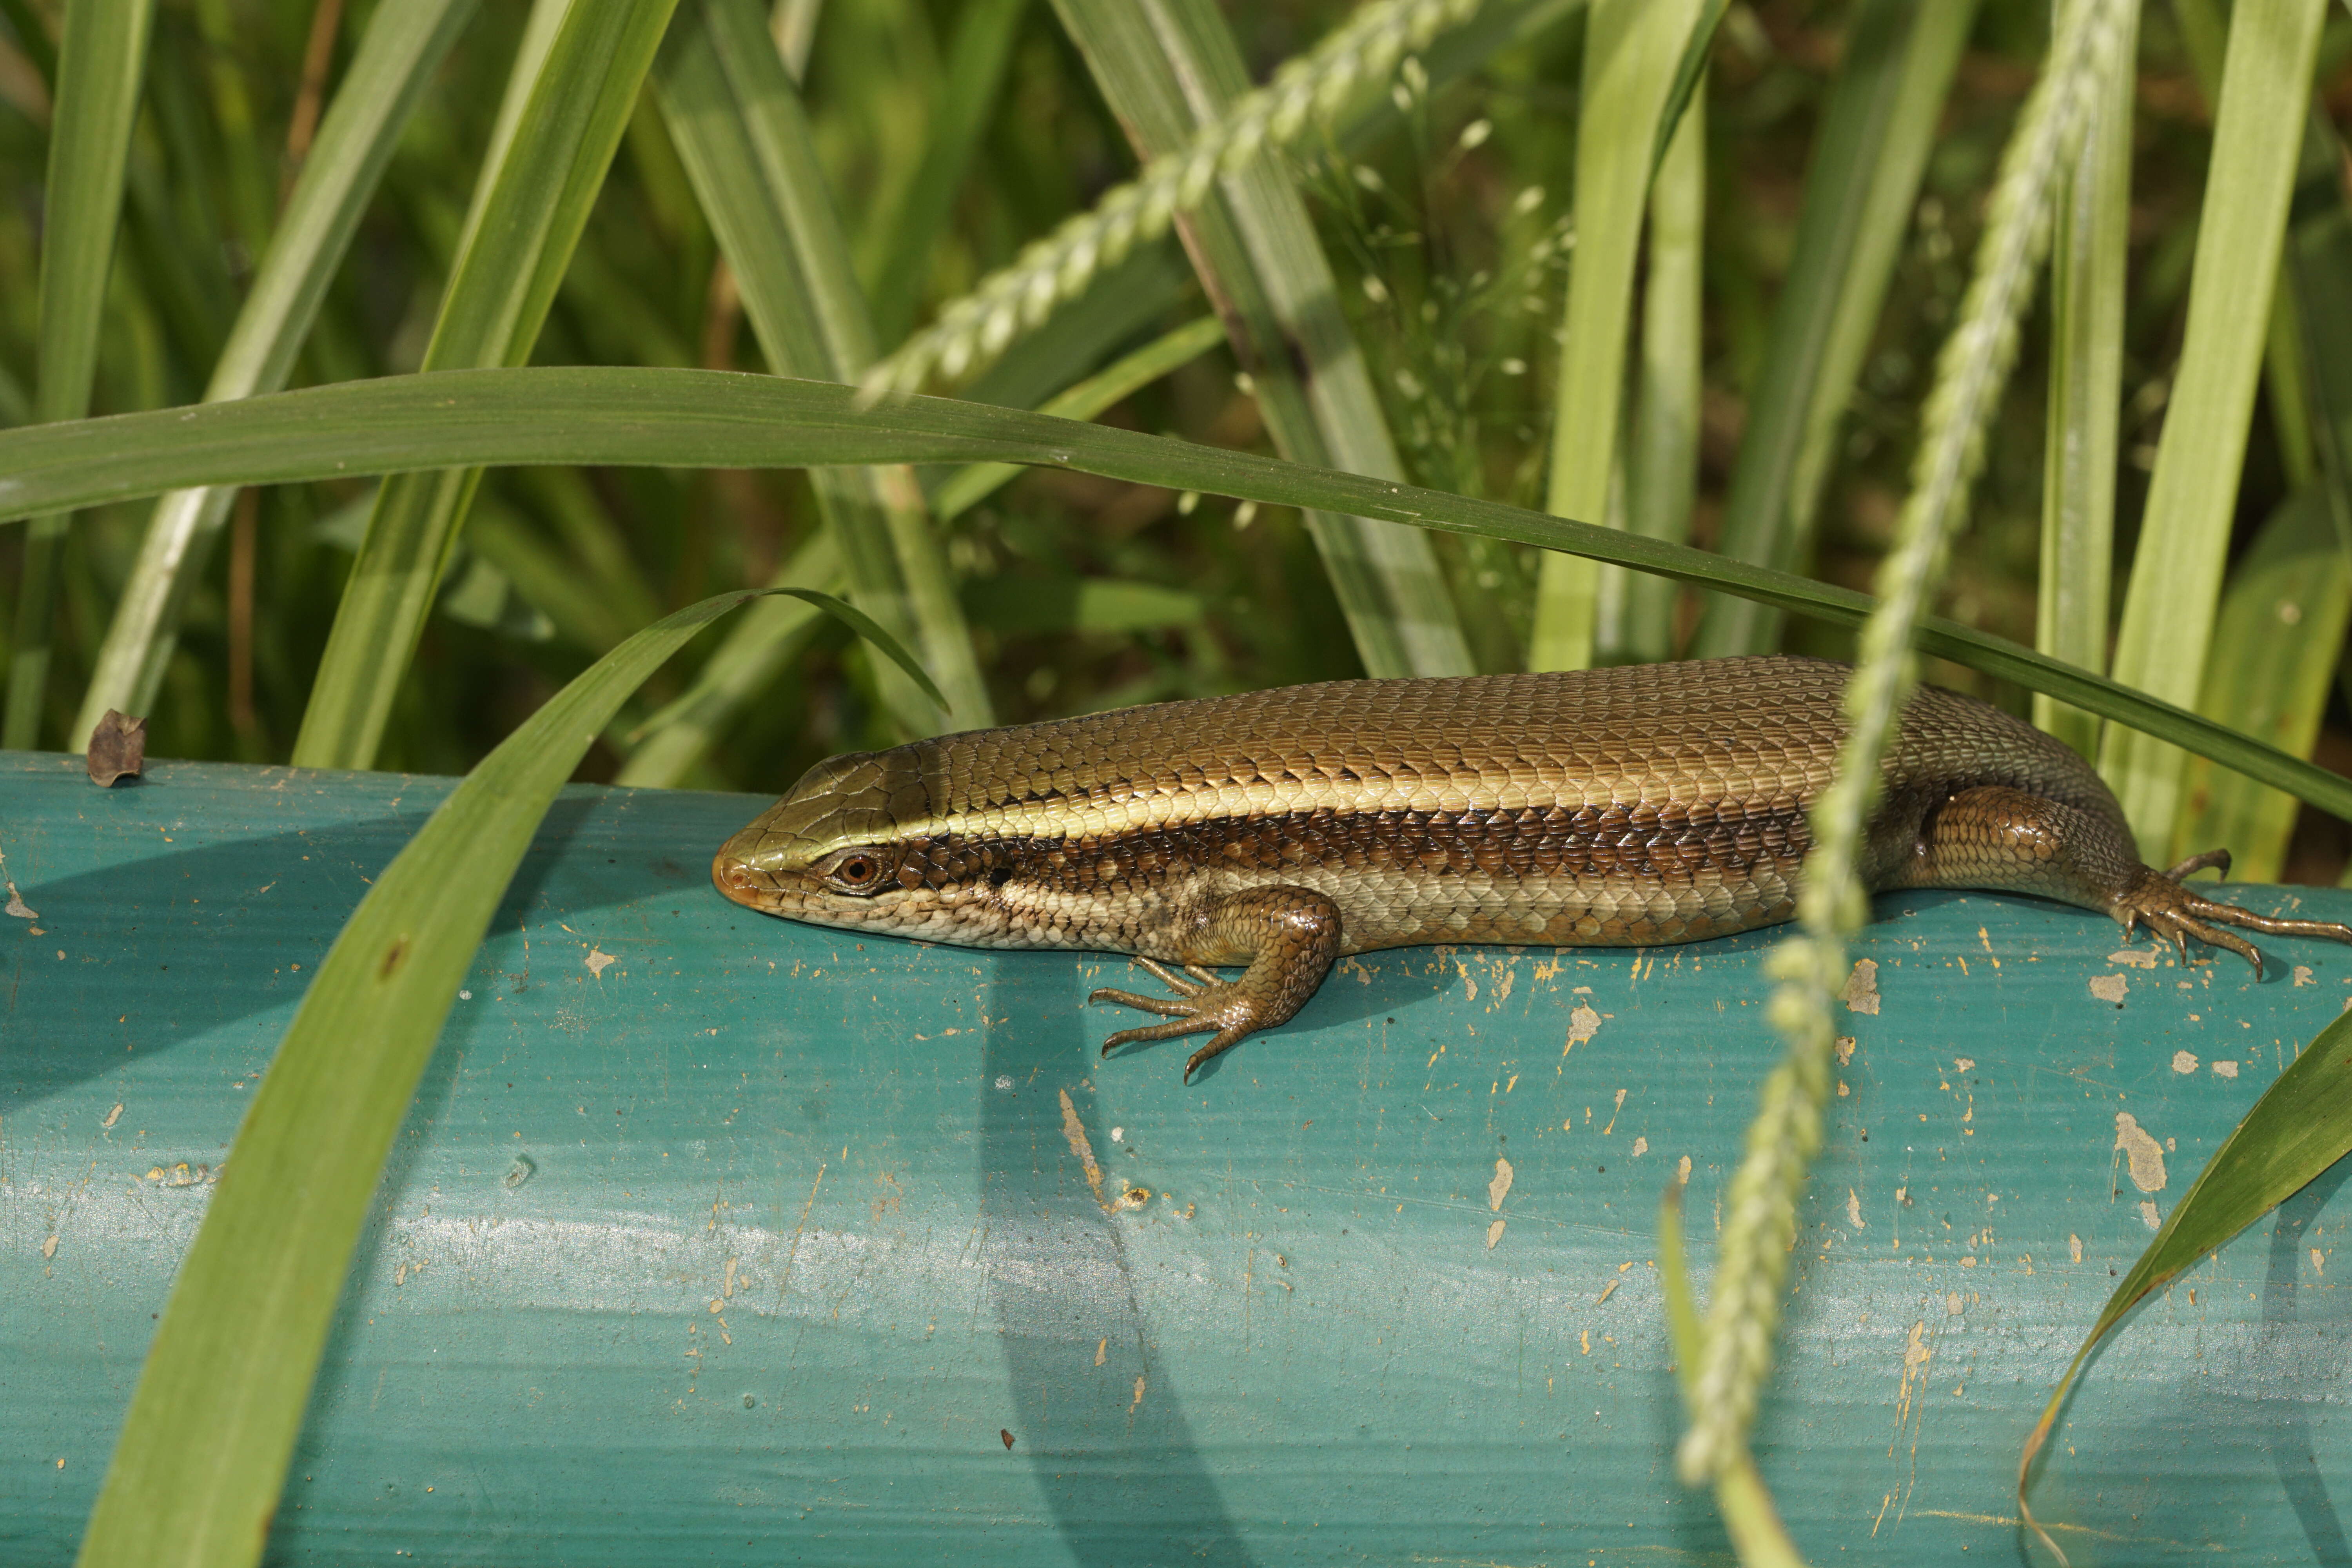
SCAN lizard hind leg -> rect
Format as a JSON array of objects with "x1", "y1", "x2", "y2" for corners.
[
  {"x1": 1895, "y1": 786, "x2": 2352, "y2": 976},
  {"x1": 2118, "y1": 855, "x2": 2352, "y2": 980}
]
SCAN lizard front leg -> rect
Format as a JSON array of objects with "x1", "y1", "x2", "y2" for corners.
[{"x1": 1092, "y1": 885, "x2": 1342, "y2": 1080}]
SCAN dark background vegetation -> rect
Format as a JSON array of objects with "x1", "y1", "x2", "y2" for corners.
[{"x1": 1, "y1": 0, "x2": 2347, "y2": 865}]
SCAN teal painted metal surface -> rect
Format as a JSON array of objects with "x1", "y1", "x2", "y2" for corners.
[{"x1": 6, "y1": 750, "x2": 2352, "y2": 1563}]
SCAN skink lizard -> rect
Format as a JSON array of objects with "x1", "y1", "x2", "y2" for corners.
[{"x1": 712, "y1": 655, "x2": 2352, "y2": 1079}]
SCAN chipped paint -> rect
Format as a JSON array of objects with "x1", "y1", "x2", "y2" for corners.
[
  {"x1": 2114, "y1": 1113, "x2": 2167, "y2": 1193},
  {"x1": 1486, "y1": 1220, "x2": 1505, "y2": 1249},
  {"x1": 2171, "y1": 1051, "x2": 2198, "y2": 1074},
  {"x1": 1842, "y1": 959, "x2": 1880, "y2": 1015},
  {"x1": 1848, "y1": 1189, "x2": 1865, "y2": 1230},
  {"x1": 2107, "y1": 949, "x2": 2158, "y2": 969},
  {"x1": 1563, "y1": 1003, "x2": 1601, "y2": 1053},
  {"x1": 2089, "y1": 973, "x2": 2129, "y2": 1004},
  {"x1": 2212, "y1": 1060, "x2": 2239, "y2": 1079},
  {"x1": 2139, "y1": 1201, "x2": 2161, "y2": 1230},
  {"x1": 1487, "y1": 1158, "x2": 1513, "y2": 1212},
  {"x1": 584, "y1": 947, "x2": 617, "y2": 979}
]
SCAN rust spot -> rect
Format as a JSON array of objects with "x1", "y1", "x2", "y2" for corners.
[{"x1": 1000, "y1": 1429, "x2": 1014, "y2": 1450}]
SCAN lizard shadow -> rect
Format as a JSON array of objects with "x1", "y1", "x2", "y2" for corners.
[
  {"x1": 980, "y1": 953, "x2": 1256, "y2": 1567},
  {"x1": 2260, "y1": 1153, "x2": 2352, "y2": 1567}
]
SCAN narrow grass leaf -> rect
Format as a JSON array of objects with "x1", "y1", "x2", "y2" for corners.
[
  {"x1": 1612, "y1": 79, "x2": 1704, "y2": 665},
  {"x1": 931, "y1": 314, "x2": 1227, "y2": 522},
  {"x1": 2020, "y1": 1005, "x2": 2352, "y2": 1561},
  {"x1": 863, "y1": 0, "x2": 1029, "y2": 345},
  {"x1": 2173, "y1": 490, "x2": 2350, "y2": 879},
  {"x1": 1531, "y1": 0, "x2": 1706, "y2": 671},
  {"x1": 1688, "y1": 0, "x2": 1975, "y2": 661},
  {"x1": 71, "y1": 0, "x2": 477, "y2": 750},
  {"x1": 1644, "y1": 0, "x2": 1724, "y2": 185},
  {"x1": 292, "y1": 0, "x2": 682, "y2": 771},
  {"x1": 72, "y1": 587, "x2": 828, "y2": 1568},
  {"x1": 6, "y1": 365, "x2": 2351, "y2": 823},
  {"x1": 2033, "y1": 0, "x2": 2135, "y2": 758},
  {"x1": 615, "y1": 533, "x2": 843, "y2": 788},
  {"x1": 656, "y1": 0, "x2": 989, "y2": 734},
  {"x1": 2100, "y1": 0, "x2": 2328, "y2": 855},
  {"x1": 4, "y1": 0, "x2": 155, "y2": 749},
  {"x1": 1052, "y1": 0, "x2": 1474, "y2": 680}
]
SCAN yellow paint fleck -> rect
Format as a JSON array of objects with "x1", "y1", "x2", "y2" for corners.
[
  {"x1": 1095, "y1": 1338, "x2": 1107, "y2": 1367},
  {"x1": 1488, "y1": 1157, "x2": 1514, "y2": 1212},
  {"x1": 2069, "y1": 1234, "x2": 2083, "y2": 1263},
  {"x1": 1837, "y1": 1080, "x2": 1850, "y2": 1098},
  {"x1": 1595, "y1": 1278, "x2": 1619, "y2": 1305},
  {"x1": 1675, "y1": 1155, "x2": 1691, "y2": 1187},
  {"x1": 1131, "y1": 1376, "x2": 1146, "y2": 1411},
  {"x1": 1841, "y1": 959, "x2": 1880, "y2": 1015},
  {"x1": 1602, "y1": 1088, "x2": 1627, "y2": 1134},
  {"x1": 2114, "y1": 1112, "x2": 2167, "y2": 1192},
  {"x1": 1580, "y1": 1329, "x2": 1590, "y2": 1355},
  {"x1": 1847, "y1": 1189, "x2": 1864, "y2": 1230},
  {"x1": 40, "y1": 1235, "x2": 56, "y2": 1259}
]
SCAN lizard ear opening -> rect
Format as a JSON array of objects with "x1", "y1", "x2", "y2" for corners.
[{"x1": 816, "y1": 846, "x2": 896, "y2": 896}]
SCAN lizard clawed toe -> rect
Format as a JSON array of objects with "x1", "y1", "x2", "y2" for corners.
[
  {"x1": 1091, "y1": 959, "x2": 1264, "y2": 1080},
  {"x1": 2115, "y1": 856, "x2": 2352, "y2": 979}
]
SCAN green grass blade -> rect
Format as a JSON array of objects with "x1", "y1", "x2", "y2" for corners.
[
  {"x1": 71, "y1": 586, "x2": 799, "y2": 1568},
  {"x1": 2099, "y1": 0, "x2": 2328, "y2": 856},
  {"x1": 1687, "y1": 0, "x2": 1975, "y2": 661},
  {"x1": 930, "y1": 313, "x2": 1227, "y2": 522},
  {"x1": 2287, "y1": 102, "x2": 2352, "y2": 562},
  {"x1": 2174, "y1": 0, "x2": 2325, "y2": 500},
  {"x1": 290, "y1": 0, "x2": 682, "y2": 771},
  {"x1": 1052, "y1": 0, "x2": 1474, "y2": 680},
  {"x1": 615, "y1": 530, "x2": 843, "y2": 788},
  {"x1": 863, "y1": 0, "x2": 1029, "y2": 346},
  {"x1": 2020, "y1": 1004, "x2": 2352, "y2": 1557},
  {"x1": 1608, "y1": 65, "x2": 1704, "y2": 665},
  {"x1": 1644, "y1": 0, "x2": 1722, "y2": 185},
  {"x1": 656, "y1": 0, "x2": 989, "y2": 733},
  {"x1": 2, "y1": 0, "x2": 155, "y2": 750},
  {"x1": 70, "y1": 0, "x2": 477, "y2": 751},
  {"x1": 2033, "y1": 0, "x2": 2136, "y2": 760},
  {"x1": 9, "y1": 364, "x2": 2352, "y2": 824},
  {"x1": 2173, "y1": 489, "x2": 2351, "y2": 880},
  {"x1": 1531, "y1": 0, "x2": 1706, "y2": 671}
]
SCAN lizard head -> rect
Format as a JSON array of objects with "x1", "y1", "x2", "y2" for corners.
[{"x1": 712, "y1": 746, "x2": 946, "y2": 933}]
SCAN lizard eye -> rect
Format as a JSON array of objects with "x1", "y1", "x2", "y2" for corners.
[{"x1": 819, "y1": 849, "x2": 891, "y2": 895}]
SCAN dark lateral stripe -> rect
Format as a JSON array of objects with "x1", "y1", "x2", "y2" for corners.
[{"x1": 884, "y1": 803, "x2": 1817, "y2": 895}]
